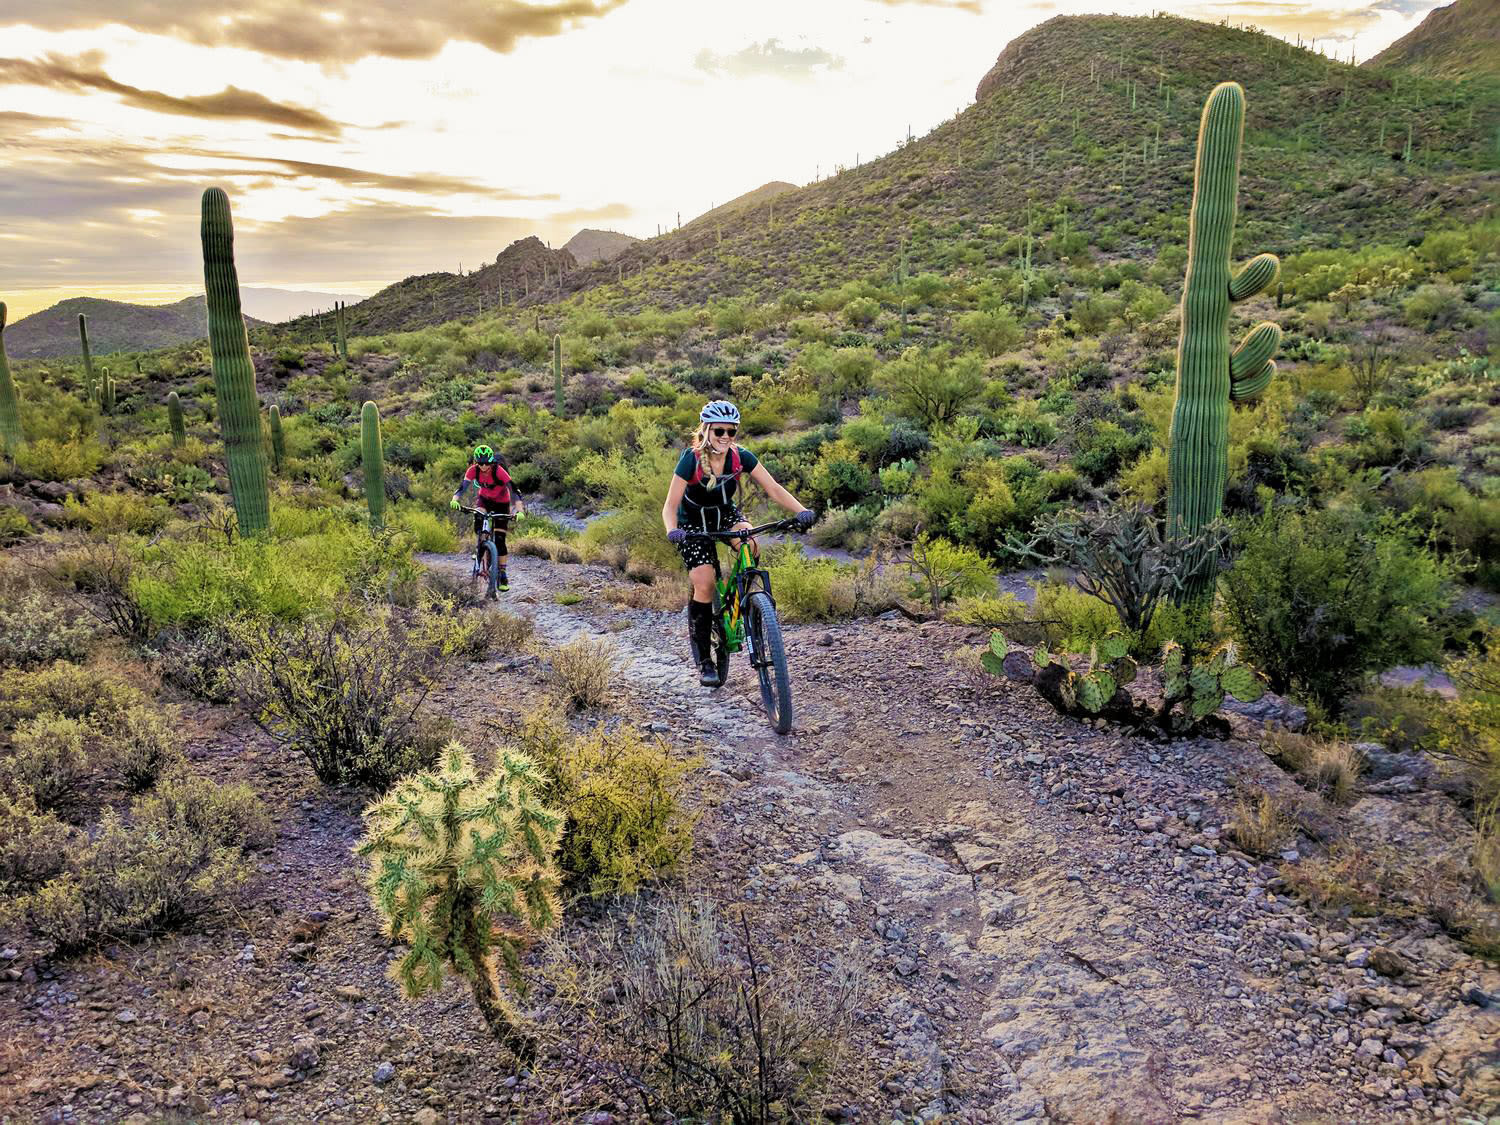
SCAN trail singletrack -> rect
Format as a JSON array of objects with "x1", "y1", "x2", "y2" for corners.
[{"x1": 420, "y1": 550, "x2": 1500, "y2": 1122}]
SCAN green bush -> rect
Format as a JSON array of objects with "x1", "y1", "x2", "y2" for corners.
[
  {"x1": 1222, "y1": 507, "x2": 1456, "y2": 711},
  {"x1": 106, "y1": 706, "x2": 187, "y2": 791},
  {"x1": 13, "y1": 437, "x2": 106, "y2": 481},
  {"x1": 957, "y1": 307, "x2": 1023, "y2": 357},
  {"x1": 907, "y1": 534, "x2": 995, "y2": 613},
  {"x1": 0, "y1": 584, "x2": 95, "y2": 667},
  {"x1": 514, "y1": 711, "x2": 698, "y2": 897},
  {"x1": 64, "y1": 492, "x2": 168, "y2": 535},
  {"x1": 0, "y1": 662, "x2": 145, "y2": 729},
  {"x1": 2, "y1": 714, "x2": 92, "y2": 810},
  {"x1": 395, "y1": 505, "x2": 459, "y2": 553},
  {"x1": 875, "y1": 347, "x2": 984, "y2": 429}
]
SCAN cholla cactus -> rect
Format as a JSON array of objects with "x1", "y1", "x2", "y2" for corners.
[
  {"x1": 1158, "y1": 640, "x2": 1266, "y2": 729},
  {"x1": 355, "y1": 743, "x2": 562, "y2": 1060}
]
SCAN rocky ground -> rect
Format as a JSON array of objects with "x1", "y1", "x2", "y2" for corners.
[{"x1": 1, "y1": 549, "x2": 1497, "y2": 1124}]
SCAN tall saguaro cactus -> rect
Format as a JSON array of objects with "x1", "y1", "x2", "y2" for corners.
[
  {"x1": 335, "y1": 301, "x2": 349, "y2": 362},
  {"x1": 268, "y1": 404, "x2": 285, "y2": 472},
  {"x1": 167, "y1": 391, "x2": 186, "y2": 447},
  {"x1": 1166, "y1": 81, "x2": 1281, "y2": 599},
  {"x1": 552, "y1": 334, "x2": 564, "y2": 417},
  {"x1": 78, "y1": 314, "x2": 96, "y2": 402},
  {"x1": 0, "y1": 303, "x2": 22, "y2": 453},
  {"x1": 361, "y1": 400, "x2": 385, "y2": 529},
  {"x1": 201, "y1": 187, "x2": 272, "y2": 537}
]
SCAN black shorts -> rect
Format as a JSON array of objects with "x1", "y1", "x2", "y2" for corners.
[
  {"x1": 675, "y1": 507, "x2": 743, "y2": 571},
  {"x1": 474, "y1": 500, "x2": 510, "y2": 558}
]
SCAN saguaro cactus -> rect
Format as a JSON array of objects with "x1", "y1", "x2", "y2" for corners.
[
  {"x1": 167, "y1": 391, "x2": 186, "y2": 447},
  {"x1": 0, "y1": 303, "x2": 22, "y2": 452},
  {"x1": 1165, "y1": 82, "x2": 1281, "y2": 599},
  {"x1": 268, "y1": 403, "x2": 285, "y2": 471},
  {"x1": 361, "y1": 400, "x2": 385, "y2": 528},
  {"x1": 99, "y1": 369, "x2": 115, "y2": 414},
  {"x1": 78, "y1": 314, "x2": 96, "y2": 402},
  {"x1": 552, "y1": 334, "x2": 564, "y2": 417},
  {"x1": 335, "y1": 301, "x2": 348, "y2": 362},
  {"x1": 201, "y1": 187, "x2": 272, "y2": 537}
]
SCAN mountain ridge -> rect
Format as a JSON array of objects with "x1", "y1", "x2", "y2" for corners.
[
  {"x1": 1366, "y1": 0, "x2": 1500, "y2": 81},
  {"x1": 6, "y1": 296, "x2": 270, "y2": 360}
]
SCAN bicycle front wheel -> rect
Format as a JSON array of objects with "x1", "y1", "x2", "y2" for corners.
[
  {"x1": 745, "y1": 592, "x2": 792, "y2": 734},
  {"x1": 477, "y1": 540, "x2": 499, "y2": 600}
]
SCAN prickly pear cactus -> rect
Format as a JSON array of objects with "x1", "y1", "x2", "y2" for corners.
[
  {"x1": 0, "y1": 302, "x2": 22, "y2": 452},
  {"x1": 1160, "y1": 639, "x2": 1266, "y2": 728},
  {"x1": 167, "y1": 391, "x2": 186, "y2": 447},
  {"x1": 355, "y1": 743, "x2": 562, "y2": 1061},
  {"x1": 201, "y1": 187, "x2": 271, "y2": 536},
  {"x1": 360, "y1": 400, "x2": 385, "y2": 529},
  {"x1": 1166, "y1": 81, "x2": 1282, "y2": 598}
]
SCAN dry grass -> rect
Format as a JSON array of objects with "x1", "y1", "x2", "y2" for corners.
[
  {"x1": 483, "y1": 609, "x2": 535, "y2": 651},
  {"x1": 1228, "y1": 787, "x2": 1294, "y2": 857},
  {"x1": 604, "y1": 581, "x2": 691, "y2": 612},
  {"x1": 1279, "y1": 845, "x2": 1385, "y2": 915},
  {"x1": 1264, "y1": 729, "x2": 1363, "y2": 805},
  {"x1": 512, "y1": 537, "x2": 584, "y2": 564},
  {"x1": 542, "y1": 635, "x2": 623, "y2": 711}
]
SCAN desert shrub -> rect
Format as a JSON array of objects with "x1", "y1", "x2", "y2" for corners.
[
  {"x1": 149, "y1": 625, "x2": 242, "y2": 702},
  {"x1": 64, "y1": 491, "x2": 169, "y2": 535},
  {"x1": 541, "y1": 895, "x2": 859, "y2": 1120},
  {"x1": 0, "y1": 507, "x2": 34, "y2": 546},
  {"x1": 513, "y1": 536, "x2": 584, "y2": 563},
  {"x1": 0, "y1": 662, "x2": 146, "y2": 728},
  {"x1": 105, "y1": 705, "x2": 188, "y2": 791},
  {"x1": 18, "y1": 775, "x2": 266, "y2": 951},
  {"x1": 395, "y1": 506, "x2": 459, "y2": 553},
  {"x1": 957, "y1": 307, "x2": 1023, "y2": 356},
  {"x1": 1426, "y1": 628, "x2": 1500, "y2": 803},
  {"x1": 45, "y1": 537, "x2": 152, "y2": 641},
  {"x1": 947, "y1": 593, "x2": 1028, "y2": 627},
  {"x1": 0, "y1": 584, "x2": 96, "y2": 667},
  {"x1": 765, "y1": 543, "x2": 904, "y2": 622},
  {"x1": 545, "y1": 635, "x2": 621, "y2": 711},
  {"x1": 228, "y1": 601, "x2": 474, "y2": 786},
  {"x1": 1403, "y1": 283, "x2": 1464, "y2": 329},
  {"x1": 1223, "y1": 507, "x2": 1456, "y2": 711},
  {"x1": 356, "y1": 743, "x2": 561, "y2": 1059},
  {"x1": 875, "y1": 347, "x2": 985, "y2": 428},
  {"x1": 906, "y1": 534, "x2": 995, "y2": 613},
  {"x1": 13, "y1": 437, "x2": 106, "y2": 481},
  {"x1": 842, "y1": 297, "x2": 880, "y2": 328},
  {"x1": 515, "y1": 711, "x2": 698, "y2": 896},
  {"x1": 0, "y1": 793, "x2": 75, "y2": 892},
  {"x1": 2, "y1": 714, "x2": 92, "y2": 810}
]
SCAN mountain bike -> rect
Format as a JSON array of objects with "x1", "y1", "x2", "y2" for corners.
[
  {"x1": 457, "y1": 506, "x2": 516, "y2": 600},
  {"x1": 684, "y1": 517, "x2": 803, "y2": 735}
]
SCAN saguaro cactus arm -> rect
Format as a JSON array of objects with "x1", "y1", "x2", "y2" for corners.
[{"x1": 201, "y1": 187, "x2": 272, "y2": 536}]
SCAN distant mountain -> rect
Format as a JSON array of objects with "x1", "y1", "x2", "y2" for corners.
[
  {"x1": 239, "y1": 288, "x2": 366, "y2": 323},
  {"x1": 562, "y1": 229, "x2": 640, "y2": 266},
  {"x1": 687, "y1": 182, "x2": 797, "y2": 229},
  {"x1": 1366, "y1": 0, "x2": 1500, "y2": 81},
  {"x1": 6, "y1": 296, "x2": 267, "y2": 360},
  {"x1": 280, "y1": 235, "x2": 576, "y2": 338}
]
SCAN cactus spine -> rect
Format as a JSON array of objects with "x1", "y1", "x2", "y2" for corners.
[
  {"x1": 167, "y1": 391, "x2": 186, "y2": 447},
  {"x1": 361, "y1": 400, "x2": 385, "y2": 528},
  {"x1": 0, "y1": 303, "x2": 21, "y2": 452},
  {"x1": 200, "y1": 187, "x2": 272, "y2": 537},
  {"x1": 78, "y1": 313, "x2": 96, "y2": 402},
  {"x1": 1165, "y1": 82, "x2": 1281, "y2": 599},
  {"x1": 552, "y1": 334, "x2": 564, "y2": 416},
  {"x1": 268, "y1": 403, "x2": 285, "y2": 471}
]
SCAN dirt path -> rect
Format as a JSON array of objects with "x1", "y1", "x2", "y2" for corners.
[
  {"x1": 423, "y1": 551, "x2": 1499, "y2": 1122},
  {"x1": 1, "y1": 549, "x2": 1495, "y2": 1124}
]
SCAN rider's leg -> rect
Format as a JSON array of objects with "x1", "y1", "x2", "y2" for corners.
[
  {"x1": 687, "y1": 563, "x2": 719, "y2": 686},
  {"x1": 493, "y1": 502, "x2": 511, "y2": 590}
]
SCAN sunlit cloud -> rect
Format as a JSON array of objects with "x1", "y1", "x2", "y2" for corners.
[
  {"x1": 695, "y1": 38, "x2": 846, "y2": 80},
  {"x1": 0, "y1": 52, "x2": 344, "y2": 133},
  {"x1": 3, "y1": 0, "x2": 636, "y2": 65}
]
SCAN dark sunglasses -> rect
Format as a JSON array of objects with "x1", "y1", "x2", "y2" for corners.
[{"x1": 711, "y1": 426, "x2": 737, "y2": 437}]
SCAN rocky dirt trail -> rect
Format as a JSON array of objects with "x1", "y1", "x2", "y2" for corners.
[{"x1": 1, "y1": 547, "x2": 1496, "y2": 1125}]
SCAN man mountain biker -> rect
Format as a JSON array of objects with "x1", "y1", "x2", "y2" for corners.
[
  {"x1": 451, "y1": 445, "x2": 525, "y2": 592},
  {"x1": 662, "y1": 400, "x2": 815, "y2": 687}
]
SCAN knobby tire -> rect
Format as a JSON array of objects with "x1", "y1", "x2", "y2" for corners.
[{"x1": 746, "y1": 592, "x2": 792, "y2": 734}]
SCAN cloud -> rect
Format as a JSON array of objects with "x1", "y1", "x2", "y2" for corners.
[
  {"x1": 0, "y1": 53, "x2": 343, "y2": 134},
  {"x1": 198, "y1": 154, "x2": 552, "y2": 198},
  {"x1": 1178, "y1": 2, "x2": 1386, "y2": 40},
  {"x1": 695, "y1": 39, "x2": 846, "y2": 80},
  {"x1": 861, "y1": 0, "x2": 983, "y2": 12},
  {"x1": 546, "y1": 202, "x2": 634, "y2": 226},
  {"x1": 1368, "y1": 0, "x2": 1442, "y2": 14},
  {"x1": 1, "y1": 1, "x2": 633, "y2": 65}
]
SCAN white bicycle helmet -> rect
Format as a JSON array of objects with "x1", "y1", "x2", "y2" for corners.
[{"x1": 700, "y1": 400, "x2": 740, "y2": 425}]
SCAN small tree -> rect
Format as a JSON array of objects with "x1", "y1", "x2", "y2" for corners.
[
  {"x1": 1348, "y1": 324, "x2": 1398, "y2": 407},
  {"x1": 875, "y1": 347, "x2": 984, "y2": 429},
  {"x1": 357, "y1": 743, "x2": 562, "y2": 1060},
  {"x1": 905, "y1": 531, "x2": 995, "y2": 614}
]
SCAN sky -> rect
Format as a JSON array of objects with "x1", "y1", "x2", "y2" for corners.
[{"x1": 0, "y1": 0, "x2": 1446, "y2": 320}]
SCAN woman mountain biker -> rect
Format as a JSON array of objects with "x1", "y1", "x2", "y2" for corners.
[
  {"x1": 662, "y1": 400, "x2": 815, "y2": 687},
  {"x1": 450, "y1": 445, "x2": 526, "y2": 592}
]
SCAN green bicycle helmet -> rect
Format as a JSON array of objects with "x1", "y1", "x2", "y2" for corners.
[{"x1": 473, "y1": 444, "x2": 494, "y2": 463}]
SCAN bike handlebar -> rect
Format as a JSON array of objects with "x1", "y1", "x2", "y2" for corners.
[
  {"x1": 682, "y1": 517, "x2": 804, "y2": 541},
  {"x1": 457, "y1": 506, "x2": 518, "y2": 522}
]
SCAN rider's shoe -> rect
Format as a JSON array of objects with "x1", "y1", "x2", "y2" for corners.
[
  {"x1": 698, "y1": 659, "x2": 721, "y2": 688},
  {"x1": 497, "y1": 569, "x2": 510, "y2": 593}
]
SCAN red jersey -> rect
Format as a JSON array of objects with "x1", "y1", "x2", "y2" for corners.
[{"x1": 464, "y1": 461, "x2": 513, "y2": 504}]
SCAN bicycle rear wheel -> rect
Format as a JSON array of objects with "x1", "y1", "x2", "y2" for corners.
[{"x1": 745, "y1": 592, "x2": 792, "y2": 734}]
